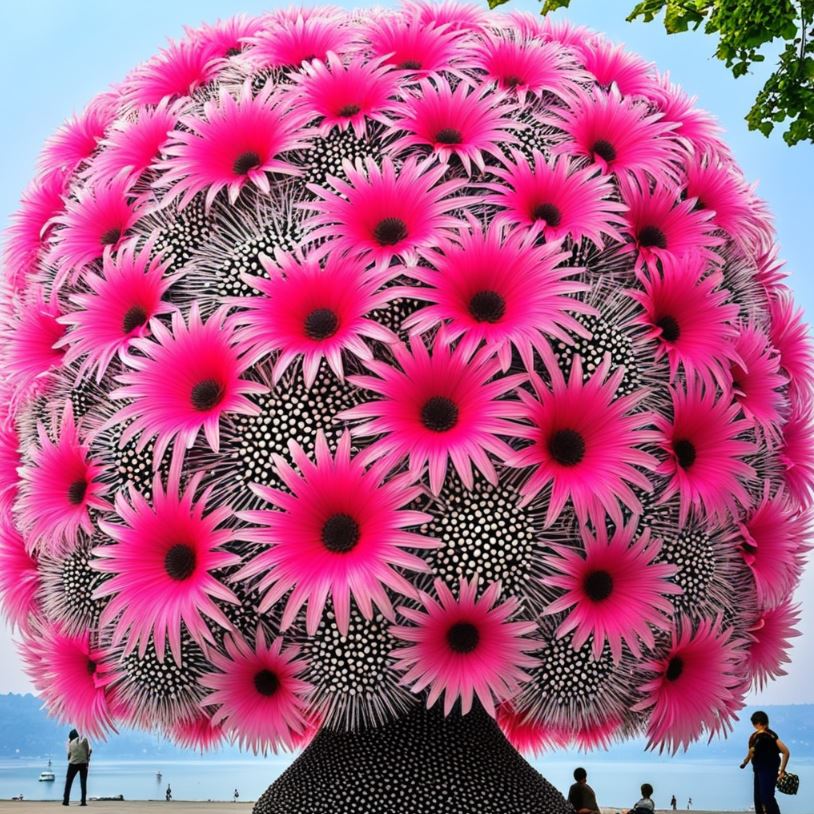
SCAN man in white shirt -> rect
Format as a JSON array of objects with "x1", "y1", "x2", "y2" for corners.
[{"x1": 62, "y1": 728, "x2": 92, "y2": 807}]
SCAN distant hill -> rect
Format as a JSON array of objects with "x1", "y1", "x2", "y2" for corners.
[{"x1": 0, "y1": 692, "x2": 811, "y2": 760}]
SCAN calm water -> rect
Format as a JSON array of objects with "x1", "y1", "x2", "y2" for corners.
[{"x1": 1, "y1": 756, "x2": 811, "y2": 812}]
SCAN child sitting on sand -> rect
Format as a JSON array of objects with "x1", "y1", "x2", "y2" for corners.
[{"x1": 629, "y1": 783, "x2": 655, "y2": 814}]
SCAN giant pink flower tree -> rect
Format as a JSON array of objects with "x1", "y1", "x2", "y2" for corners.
[{"x1": 1, "y1": 4, "x2": 811, "y2": 812}]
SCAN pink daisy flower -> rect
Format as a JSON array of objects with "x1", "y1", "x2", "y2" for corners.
[
  {"x1": 0, "y1": 407, "x2": 22, "y2": 509},
  {"x1": 628, "y1": 253, "x2": 740, "y2": 387},
  {"x1": 186, "y1": 15, "x2": 265, "y2": 59},
  {"x1": 38, "y1": 94, "x2": 119, "y2": 175},
  {"x1": 548, "y1": 87, "x2": 679, "y2": 181},
  {"x1": 0, "y1": 516, "x2": 40, "y2": 631},
  {"x1": 633, "y1": 616, "x2": 744, "y2": 753},
  {"x1": 391, "y1": 577, "x2": 539, "y2": 716},
  {"x1": 87, "y1": 99, "x2": 179, "y2": 185},
  {"x1": 17, "y1": 402, "x2": 108, "y2": 554},
  {"x1": 769, "y1": 289, "x2": 814, "y2": 404},
  {"x1": 542, "y1": 522, "x2": 681, "y2": 662},
  {"x1": 122, "y1": 37, "x2": 222, "y2": 107},
  {"x1": 21, "y1": 622, "x2": 119, "y2": 740},
  {"x1": 232, "y1": 250, "x2": 397, "y2": 386},
  {"x1": 505, "y1": 356, "x2": 657, "y2": 526},
  {"x1": 199, "y1": 630, "x2": 312, "y2": 754},
  {"x1": 736, "y1": 486, "x2": 807, "y2": 608},
  {"x1": 582, "y1": 38, "x2": 656, "y2": 97},
  {"x1": 341, "y1": 338, "x2": 521, "y2": 495},
  {"x1": 746, "y1": 601, "x2": 800, "y2": 691},
  {"x1": 780, "y1": 404, "x2": 814, "y2": 509},
  {"x1": 530, "y1": 15, "x2": 594, "y2": 50},
  {"x1": 647, "y1": 73, "x2": 726, "y2": 157},
  {"x1": 156, "y1": 83, "x2": 312, "y2": 210},
  {"x1": 386, "y1": 78, "x2": 519, "y2": 174},
  {"x1": 236, "y1": 430, "x2": 435, "y2": 635},
  {"x1": 57, "y1": 236, "x2": 178, "y2": 382},
  {"x1": 244, "y1": 13, "x2": 355, "y2": 69},
  {"x1": 548, "y1": 715, "x2": 625, "y2": 753},
  {"x1": 50, "y1": 173, "x2": 144, "y2": 282},
  {"x1": 291, "y1": 53, "x2": 398, "y2": 139},
  {"x1": 365, "y1": 16, "x2": 464, "y2": 75},
  {"x1": 404, "y1": 0, "x2": 486, "y2": 31},
  {"x1": 620, "y1": 179, "x2": 722, "y2": 271},
  {"x1": 755, "y1": 244, "x2": 787, "y2": 292},
  {"x1": 729, "y1": 325, "x2": 787, "y2": 439},
  {"x1": 471, "y1": 35, "x2": 583, "y2": 100},
  {"x1": 485, "y1": 149, "x2": 627, "y2": 246},
  {"x1": 401, "y1": 219, "x2": 593, "y2": 370},
  {"x1": 94, "y1": 469, "x2": 240, "y2": 665},
  {"x1": 303, "y1": 156, "x2": 475, "y2": 271},
  {"x1": 682, "y1": 158, "x2": 757, "y2": 244},
  {"x1": 168, "y1": 712, "x2": 225, "y2": 752},
  {"x1": 109, "y1": 305, "x2": 266, "y2": 464},
  {"x1": 3, "y1": 170, "x2": 68, "y2": 291},
  {"x1": 4, "y1": 288, "x2": 67, "y2": 402},
  {"x1": 654, "y1": 378, "x2": 755, "y2": 525},
  {"x1": 496, "y1": 702, "x2": 551, "y2": 755}
]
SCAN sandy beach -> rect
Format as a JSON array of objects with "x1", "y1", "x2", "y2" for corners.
[{"x1": 0, "y1": 807, "x2": 733, "y2": 814}]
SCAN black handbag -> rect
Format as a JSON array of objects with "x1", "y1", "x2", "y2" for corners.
[{"x1": 776, "y1": 771, "x2": 799, "y2": 795}]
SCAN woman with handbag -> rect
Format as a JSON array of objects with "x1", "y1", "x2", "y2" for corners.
[{"x1": 739, "y1": 711, "x2": 791, "y2": 814}]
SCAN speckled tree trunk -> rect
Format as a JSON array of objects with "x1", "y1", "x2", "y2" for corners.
[{"x1": 253, "y1": 702, "x2": 571, "y2": 814}]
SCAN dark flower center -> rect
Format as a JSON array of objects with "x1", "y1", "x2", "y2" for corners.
[
  {"x1": 86, "y1": 659, "x2": 97, "y2": 676},
  {"x1": 233, "y1": 150, "x2": 262, "y2": 175},
  {"x1": 531, "y1": 202, "x2": 562, "y2": 227},
  {"x1": 638, "y1": 225, "x2": 668, "y2": 249},
  {"x1": 741, "y1": 540, "x2": 758, "y2": 556},
  {"x1": 665, "y1": 656, "x2": 684, "y2": 682},
  {"x1": 190, "y1": 378, "x2": 225, "y2": 412},
  {"x1": 673, "y1": 438, "x2": 696, "y2": 469},
  {"x1": 591, "y1": 139, "x2": 617, "y2": 163},
  {"x1": 420, "y1": 396, "x2": 459, "y2": 432},
  {"x1": 100, "y1": 227, "x2": 121, "y2": 247},
  {"x1": 583, "y1": 569, "x2": 614, "y2": 602},
  {"x1": 254, "y1": 669, "x2": 280, "y2": 697},
  {"x1": 122, "y1": 305, "x2": 149, "y2": 335},
  {"x1": 468, "y1": 290, "x2": 506, "y2": 324},
  {"x1": 372, "y1": 217, "x2": 409, "y2": 246},
  {"x1": 164, "y1": 543, "x2": 197, "y2": 581},
  {"x1": 304, "y1": 308, "x2": 339, "y2": 340},
  {"x1": 655, "y1": 315, "x2": 680, "y2": 342},
  {"x1": 446, "y1": 621, "x2": 480, "y2": 653},
  {"x1": 397, "y1": 60, "x2": 422, "y2": 70},
  {"x1": 502, "y1": 74, "x2": 524, "y2": 89},
  {"x1": 547, "y1": 428, "x2": 586, "y2": 467},
  {"x1": 225, "y1": 46, "x2": 242, "y2": 57},
  {"x1": 337, "y1": 103, "x2": 362, "y2": 118},
  {"x1": 321, "y1": 513, "x2": 361, "y2": 553},
  {"x1": 67, "y1": 479, "x2": 88, "y2": 505},
  {"x1": 435, "y1": 127, "x2": 463, "y2": 145}
]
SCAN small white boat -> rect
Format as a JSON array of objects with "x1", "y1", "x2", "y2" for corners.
[{"x1": 38, "y1": 770, "x2": 55, "y2": 782}]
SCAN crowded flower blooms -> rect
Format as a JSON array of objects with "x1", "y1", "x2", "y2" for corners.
[{"x1": 0, "y1": 2, "x2": 811, "y2": 757}]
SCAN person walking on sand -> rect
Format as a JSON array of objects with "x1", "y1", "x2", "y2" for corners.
[
  {"x1": 62, "y1": 728, "x2": 91, "y2": 807},
  {"x1": 740, "y1": 710, "x2": 790, "y2": 814},
  {"x1": 567, "y1": 767, "x2": 600, "y2": 814},
  {"x1": 165, "y1": 784, "x2": 172, "y2": 801},
  {"x1": 670, "y1": 794, "x2": 677, "y2": 811},
  {"x1": 233, "y1": 788, "x2": 239, "y2": 802}
]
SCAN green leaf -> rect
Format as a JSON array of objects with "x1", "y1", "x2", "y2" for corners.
[{"x1": 541, "y1": 0, "x2": 571, "y2": 13}]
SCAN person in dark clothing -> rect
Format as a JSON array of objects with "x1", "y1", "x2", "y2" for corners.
[
  {"x1": 62, "y1": 728, "x2": 91, "y2": 807},
  {"x1": 740, "y1": 710, "x2": 790, "y2": 814},
  {"x1": 567, "y1": 767, "x2": 600, "y2": 814}
]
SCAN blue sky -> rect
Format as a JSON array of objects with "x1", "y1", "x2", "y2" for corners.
[{"x1": 0, "y1": 0, "x2": 811, "y2": 705}]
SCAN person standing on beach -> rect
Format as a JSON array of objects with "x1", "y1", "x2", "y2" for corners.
[
  {"x1": 166, "y1": 783, "x2": 172, "y2": 801},
  {"x1": 233, "y1": 788, "x2": 240, "y2": 802},
  {"x1": 740, "y1": 710, "x2": 790, "y2": 814},
  {"x1": 670, "y1": 794, "x2": 677, "y2": 810},
  {"x1": 567, "y1": 767, "x2": 600, "y2": 814},
  {"x1": 62, "y1": 728, "x2": 91, "y2": 807}
]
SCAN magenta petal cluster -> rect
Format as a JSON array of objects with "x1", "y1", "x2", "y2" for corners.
[{"x1": 0, "y1": 4, "x2": 810, "y2": 755}]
